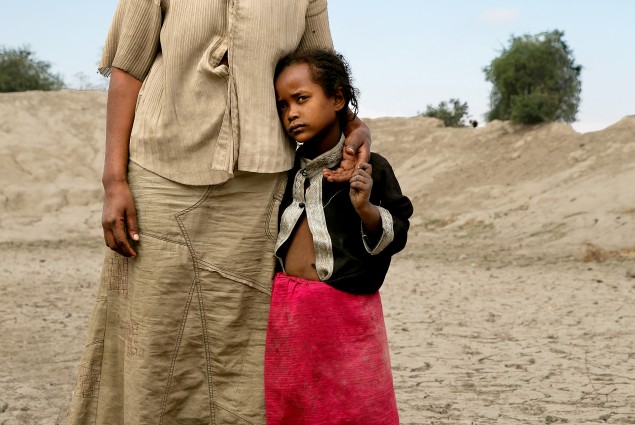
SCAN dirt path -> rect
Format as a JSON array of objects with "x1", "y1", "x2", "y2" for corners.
[
  {"x1": 385, "y1": 251, "x2": 635, "y2": 424},
  {"x1": 1, "y1": 240, "x2": 634, "y2": 424}
]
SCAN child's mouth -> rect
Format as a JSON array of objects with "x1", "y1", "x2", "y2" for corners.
[{"x1": 289, "y1": 124, "x2": 306, "y2": 134}]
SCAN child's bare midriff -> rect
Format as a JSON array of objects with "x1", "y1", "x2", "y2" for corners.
[{"x1": 283, "y1": 213, "x2": 320, "y2": 281}]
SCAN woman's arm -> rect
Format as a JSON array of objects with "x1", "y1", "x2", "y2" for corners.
[
  {"x1": 101, "y1": 67, "x2": 143, "y2": 257},
  {"x1": 323, "y1": 114, "x2": 372, "y2": 182}
]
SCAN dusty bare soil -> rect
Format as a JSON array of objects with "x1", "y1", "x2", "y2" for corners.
[{"x1": 1, "y1": 91, "x2": 634, "y2": 424}]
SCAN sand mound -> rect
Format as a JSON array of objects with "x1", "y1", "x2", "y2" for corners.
[
  {"x1": 1, "y1": 90, "x2": 634, "y2": 261},
  {"x1": 369, "y1": 115, "x2": 635, "y2": 261},
  {"x1": 0, "y1": 91, "x2": 106, "y2": 242}
]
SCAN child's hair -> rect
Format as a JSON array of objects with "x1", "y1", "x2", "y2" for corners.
[{"x1": 275, "y1": 49, "x2": 360, "y2": 129}]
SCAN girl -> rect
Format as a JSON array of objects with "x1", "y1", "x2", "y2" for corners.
[{"x1": 266, "y1": 50, "x2": 413, "y2": 424}]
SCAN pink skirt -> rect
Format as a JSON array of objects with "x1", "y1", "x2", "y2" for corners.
[{"x1": 264, "y1": 272, "x2": 399, "y2": 425}]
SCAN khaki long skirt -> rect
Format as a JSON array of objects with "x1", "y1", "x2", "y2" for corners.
[{"x1": 67, "y1": 161, "x2": 286, "y2": 425}]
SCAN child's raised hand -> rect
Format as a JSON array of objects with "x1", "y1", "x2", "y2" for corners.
[{"x1": 349, "y1": 162, "x2": 373, "y2": 211}]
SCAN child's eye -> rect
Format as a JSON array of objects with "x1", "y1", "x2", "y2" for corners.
[
  {"x1": 277, "y1": 102, "x2": 288, "y2": 110},
  {"x1": 297, "y1": 96, "x2": 308, "y2": 102}
]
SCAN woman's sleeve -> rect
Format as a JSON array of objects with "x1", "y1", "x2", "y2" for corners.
[
  {"x1": 98, "y1": 0, "x2": 162, "y2": 81},
  {"x1": 297, "y1": 0, "x2": 334, "y2": 52}
]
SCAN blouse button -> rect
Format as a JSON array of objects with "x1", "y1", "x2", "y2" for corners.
[{"x1": 299, "y1": 202, "x2": 305, "y2": 208}]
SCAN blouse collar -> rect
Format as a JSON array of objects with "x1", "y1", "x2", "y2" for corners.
[{"x1": 298, "y1": 135, "x2": 345, "y2": 180}]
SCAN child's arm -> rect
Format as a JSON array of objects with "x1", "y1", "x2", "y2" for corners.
[
  {"x1": 349, "y1": 162, "x2": 381, "y2": 235},
  {"x1": 350, "y1": 156, "x2": 413, "y2": 256}
]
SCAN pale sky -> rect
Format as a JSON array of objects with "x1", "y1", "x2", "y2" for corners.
[{"x1": 1, "y1": 1, "x2": 633, "y2": 133}]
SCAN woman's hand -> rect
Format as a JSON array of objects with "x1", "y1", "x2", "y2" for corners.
[
  {"x1": 102, "y1": 179, "x2": 139, "y2": 257},
  {"x1": 323, "y1": 115, "x2": 371, "y2": 182}
]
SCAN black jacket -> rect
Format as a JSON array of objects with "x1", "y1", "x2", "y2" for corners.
[{"x1": 275, "y1": 142, "x2": 413, "y2": 294}]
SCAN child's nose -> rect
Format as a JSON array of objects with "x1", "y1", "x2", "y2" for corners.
[{"x1": 288, "y1": 105, "x2": 299, "y2": 120}]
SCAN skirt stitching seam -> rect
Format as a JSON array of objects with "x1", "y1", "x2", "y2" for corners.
[{"x1": 173, "y1": 184, "x2": 217, "y2": 424}]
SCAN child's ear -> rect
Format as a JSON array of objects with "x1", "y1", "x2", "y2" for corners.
[{"x1": 333, "y1": 88, "x2": 345, "y2": 112}]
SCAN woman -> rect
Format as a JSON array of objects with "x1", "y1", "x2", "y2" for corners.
[{"x1": 67, "y1": 1, "x2": 370, "y2": 424}]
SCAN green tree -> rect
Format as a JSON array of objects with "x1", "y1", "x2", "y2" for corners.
[
  {"x1": 421, "y1": 98, "x2": 470, "y2": 127},
  {"x1": 0, "y1": 46, "x2": 65, "y2": 92},
  {"x1": 483, "y1": 30, "x2": 582, "y2": 125}
]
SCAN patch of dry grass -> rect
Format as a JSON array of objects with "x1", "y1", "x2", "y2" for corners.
[
  {"x1": 424, "y1": 216, "x2": 456, "y2": 230},
  {"x1": 582, "y1": 243, "x2": 635, "y2": 262}
]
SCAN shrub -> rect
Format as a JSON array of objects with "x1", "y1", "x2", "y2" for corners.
[
  {"x1": 0, "y1": 46, "x2": 65, "y2": 92},
  {"x1": 421, "y1": 98, "x2": 469, "y2": 128},
  {"x1": 483, "y1": 30, "x2": 582, "y2": 125}
]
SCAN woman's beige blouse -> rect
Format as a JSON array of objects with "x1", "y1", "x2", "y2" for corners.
[{"x1": 100, "y1": 0, "x2": 333, "y2": 185}]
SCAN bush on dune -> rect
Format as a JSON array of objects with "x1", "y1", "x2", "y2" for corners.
[
  {"x1": 0, "y1": 46, "x2": 65, "y2": 92},
  {"x1": 483, "y1": 30, "x2": 582, "y2": 125}
]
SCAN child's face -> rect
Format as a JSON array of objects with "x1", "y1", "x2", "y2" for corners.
[{"x1": 275, "y1": 63, "x2": 344, "y2": 153}]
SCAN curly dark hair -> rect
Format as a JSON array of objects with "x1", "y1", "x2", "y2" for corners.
[{"x1": 274, "y1": 49, "x2": 360, "y2": 129}]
